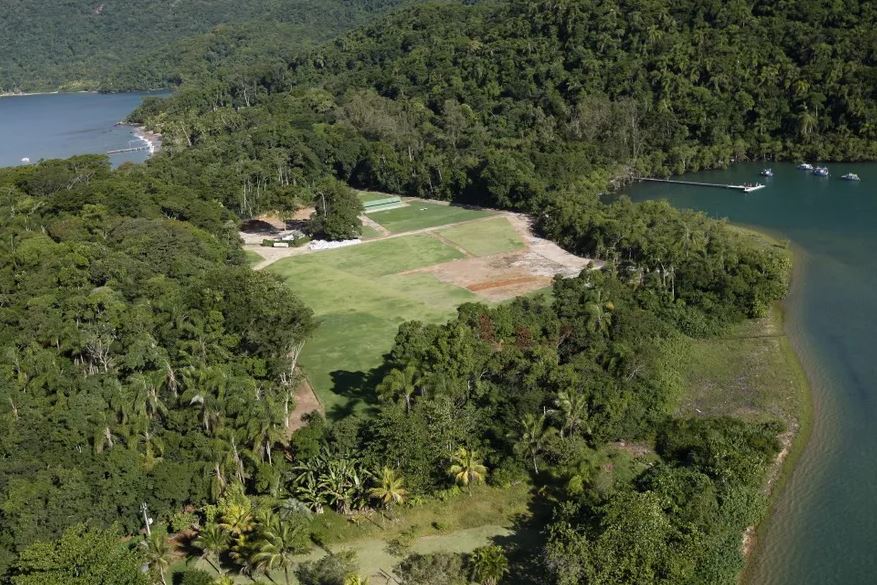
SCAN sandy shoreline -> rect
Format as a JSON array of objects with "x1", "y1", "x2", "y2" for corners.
[
  {"x1": 116, "y1": 124, "x2": 163, "y2": 156},
  {"x1": 738, "y1": 232, "x2": 814, "y2": 584},
  {"x1": 0, "y1": 90, "x2": 62, "y2": 98}
]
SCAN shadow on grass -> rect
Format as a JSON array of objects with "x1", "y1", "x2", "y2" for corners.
[
  {"x1": 327, "y1": 360, "x2": 394, "y2": 420},
  {"x1": 490, "y1": 487, "x2": 554, "y2": 585}
]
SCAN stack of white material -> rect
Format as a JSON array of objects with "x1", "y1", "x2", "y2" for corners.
[{"x1": 308, "y1": 239, "x2": 362, "y2": 251}]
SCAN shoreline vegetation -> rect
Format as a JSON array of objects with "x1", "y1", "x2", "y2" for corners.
[
  {"x1": 678, "y1": 225, "x2": 811, "y2": 581},
  {"x1": 740, "y1": 240, "x2": 815, "y2": 584}
]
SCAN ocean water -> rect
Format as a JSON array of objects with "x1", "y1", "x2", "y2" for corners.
[
  {"x1": 627, "y1": 162, "x2": 877, "y2": 584},
  {"x1": 0, "y1": 91, "x2": 164, "y2": 168}
]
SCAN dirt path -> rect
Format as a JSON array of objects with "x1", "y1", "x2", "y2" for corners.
[
  {"x1": 360, "y1": 214, "x2": 391, "y2": 237},
  {"x1": 246, "y1": 210, "x2": 503, "y2": 271},
  {"x1": 286, "y1": 375, "x2": 323, "y2": 433}
]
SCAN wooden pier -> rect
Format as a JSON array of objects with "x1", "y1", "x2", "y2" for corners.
[
  {"x1": 637, "y1": 178, "x2": 765, "y2": 193},
  {"x1": 106, "y1": 145, "x2": 151, "y2": 155}
]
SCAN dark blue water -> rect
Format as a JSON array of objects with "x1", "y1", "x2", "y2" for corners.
[
  {"x1": 628, "y1": 162, "x2": 877, "y2": 584},
  {"x1": 0, "y1": 92, "x2": 164, "y2": 168}
]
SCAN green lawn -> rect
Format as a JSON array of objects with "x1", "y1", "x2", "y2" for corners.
[
  {"x1": 437, "y1": 216, "x2": 524, "y2": 257},
  {"x1": 360, "y1": 224, "x2": 384, "y2": 239},
  {"x1": 679, "y1": 305, "x2": 805, "y2": 426},
  {"x1": 357, "y1": 189, "x2": 396, "y2": 203},
  {"x1": 268, "y1": 235, "x2": 478, "y2": 416},
  {"x1": 369, "y1": 201, "x2": 493, "y2": 233},
  {"x1": 243, "y1": 249, "x2": 263, "y2": 267}
]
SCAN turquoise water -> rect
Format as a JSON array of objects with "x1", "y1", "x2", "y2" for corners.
[
  {"x1": 0, "y1": 92, "x2": 164, "y2": 168},
  {"x1": 628, "y1": 162, "x2": 877, "y2": 584}
]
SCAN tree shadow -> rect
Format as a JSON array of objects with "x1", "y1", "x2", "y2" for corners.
[
  {"x1": 327, "y1": 359, "x2": 394, "y2": 420},
  {"x1": 489, "y1": 486, "x2": 554, "y2": 585}
]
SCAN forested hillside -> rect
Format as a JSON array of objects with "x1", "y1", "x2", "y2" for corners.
[
  {"x1": 0, "y1": 0, "x2": 412, "y2": 92},
  {"x1": 139, "y1": 0, "x2": 877, "y2": 218},
  {"x1": 0, "y1": 157, "x2": 314, "y2": 579},
  {"x1": 0, "y1": 0, "x2": 865, "y2": 583}
]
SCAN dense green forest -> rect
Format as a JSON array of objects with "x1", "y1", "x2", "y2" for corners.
[
  {"x1": 0, "y1": 153, "x2": 790, "y2": 584},
  {"x1": 137, "y1": 0, "x2": 877, "y2": 218},
  {"x1": 0, "y1": 0, "x2": 413, "y2": 92},
  {"x1": 2, "y1": 0, "x2": 870, "y2": 583}
]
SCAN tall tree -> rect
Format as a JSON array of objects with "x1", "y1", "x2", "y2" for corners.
[
  {"x1": 193, "y1": 523, "x2": 229, "y2": 575},
  {"x1": 309, "y1": 180, "x2": 363, "y2": 241}
]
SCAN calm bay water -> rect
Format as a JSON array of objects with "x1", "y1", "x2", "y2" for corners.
[
  {"x1": 628, "y1": 162, "x2": 877, "y2": 584},
  {"x1": 0, "y1": 92, "x2": 163, "y2": 168}
]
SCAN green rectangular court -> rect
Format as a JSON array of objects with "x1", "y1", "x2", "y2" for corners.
[
  {"x1": 267, "y1": 235, "x2": 479, "y2": 415},
  {"x1": 368, "y1": 201, "x2": 493, "y2": 233}
]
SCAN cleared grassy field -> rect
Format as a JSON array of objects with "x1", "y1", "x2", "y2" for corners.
[
  {"x1": 679, "y1": 229, "x2": 803, "y2": 429},
  {"x1": 437, "y1": 216, "x2": 524, "y2": 257},
  {"x1": 369, "y1": 201, "x2": 493, "y2": 233},
  {"x1": 268, "y1": 235, "x2": 478, "y2": 415},
  {"x1": 679, "y1": 305, "x2": 805, "y2": 426}
]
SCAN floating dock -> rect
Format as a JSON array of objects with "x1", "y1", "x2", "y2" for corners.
[{"x1": 638, "y1": 178, "x2": 765, "y2": 193}]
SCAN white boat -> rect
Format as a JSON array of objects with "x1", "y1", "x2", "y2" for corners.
[
  {"x1": 813, "y1": 166, "x2": 829, "y2": 177},
  {"x1": 741, "y1": 183, "x2": 765, "y2": 193},
  {"x1": 797, "y1": 163, "x2": 814, "y2": 171},
  {"x1": 841, "y1": 173, "x2": 861, "y2": 181},
  {"x1": 760, "y1": 168, "x2": 774, "y2": 177}
]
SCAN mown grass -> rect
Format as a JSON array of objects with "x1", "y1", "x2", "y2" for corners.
[
  {"x1": 369, "y1": 201, "x2": 493, "y2": 233},
  {"x1": 357, "y1": 189, "x2": 397, "y2": 203},
  {"x1": 243, "y1": 249, "x2": 263, "y2": 267},
  {"x1": 267, "y1": 236, "x2": 478, "y2": 415},
  {"x1": 359, "y1": 224, "x2": 384, "y2": 239},
  {"x1": 437, "y1": 216, "x2": 524, "y2": 257}
]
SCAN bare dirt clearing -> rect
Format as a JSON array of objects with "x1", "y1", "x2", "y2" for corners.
[{"x1": 409, "y1": 213, "x2": 596, "y2": 302}]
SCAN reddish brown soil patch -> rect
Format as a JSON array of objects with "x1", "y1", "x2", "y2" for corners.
[
  {"x1": 287, "y1": 376, "x2": 323, "y2": 433},
  {"x1": 467, "y1": 276, "x2": 546, "y2": 291}
]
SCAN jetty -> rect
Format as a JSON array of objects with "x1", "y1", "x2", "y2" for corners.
[
  {"x1": 106, "y1": 145, "x2": 152, "y2": 155},
  {"x1": 637, "y1": 177, "x2": 765, "y2": 193}
]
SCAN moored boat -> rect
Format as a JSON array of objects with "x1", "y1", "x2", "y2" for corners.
[
  {"x1": 813, "y1": 166, "x2": 829, "y2": 177},
  {"x1": 760, "y1": 168, "x2": 774, "y2": 177},
  {"x1": 797, "y1": 162, "x2": 814, "y2": 171},
  {"x1": 841, "y1": 173, "x2": 861, "y2": 181}
]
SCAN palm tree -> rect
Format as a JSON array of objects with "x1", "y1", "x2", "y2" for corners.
[
  {"x1": 140, "y1": 529, "x2": 173, "y2": 585},
  {"x1": 193, "y1": 522, "x2": 229, "y2": 575},
  {"x1": 448, "y1": 447, "x2": 487, "y2": 492},
  {"x1": 510, "y1": 413, "x2": 552, "y2": 474},
  {"x1": 552, "y1": 390, "x2": 590, "y2": 439},
  {"x1": 376, "y1": 365, "x2": 419, "y2": 413},
  {"x1": 584, "y1": 289, "x2": 612, "y2": 335},
  {"x1": 369, "y1": 467, "x2": 407, "y2": 512},
  {"x1": 251, "y1": 518, "x2": 308, "y2": 585},
  {"x1": 798, "y1": 108, "x2": 818, "y2": 138},
  {"x1": 470, "y1": 545, "x2": 508, "y2": 585},
  {"x1": 219, "y1": 501, "x2": 255, "y2": 537}
]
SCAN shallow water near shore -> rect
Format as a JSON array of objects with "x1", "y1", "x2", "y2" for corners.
[
  {"x1": 0, "y1": 91, "x2": 165, "y2": 168},
  {"x1": 627, "y1": 162, "x2": 877, "y2": 584}
]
